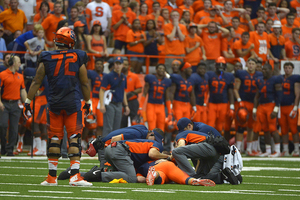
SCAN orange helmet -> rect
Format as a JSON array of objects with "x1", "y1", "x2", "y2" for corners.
[
  {"x1": 25, "y1": 116, "x2": 32, "y2": 130},
  {"x1": 236, "y1": 107, "x2": 249, "y2": 125},
  {"x1": 85, "y1": 114, "x2": 97, "y2": 130},
  {"x1": 54, "y1": 27, "x2": 76, "y2": 48},
  {"x1": 132, "y1": 114, "x2": 145, "y2": 126},
  {"x1": 215, "y1": 56, "x2": 226, "y2": 64},
  {"x1": 165, "y1": 114, "x2": 177, "y2": 132}
]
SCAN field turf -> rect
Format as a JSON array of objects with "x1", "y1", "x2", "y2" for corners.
[{"x1": 0, "y1": 155, "x2": 300, "y2": 200}]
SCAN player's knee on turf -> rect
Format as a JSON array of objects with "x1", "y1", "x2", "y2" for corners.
[
  {"x1": 47, "y1": 137, "x2": 61, "y2": 158},
  {"x1": 68, "y1": 134, "x2": 82, "y2": 160}
]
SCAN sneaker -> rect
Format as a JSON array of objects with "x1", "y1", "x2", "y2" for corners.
[
  {"x1": 191, "y1": 179, "x2": 216, "y2": 186},
  {"x1": 41, "y1": 174, "x2": 58, "y2": 186},
  {"x1": 281, "y1": 151, "x2": 289, "y2": 157},
  {"x1": 69, "y1": 173, "x2": 92, "y2": 186},
  {"x1": 268, "y1": 152, "x2": 281, "y2": 158},
  {"x1": 17, "y1": 141, "x2": 23, "y2": 153},
  {"x1": 27, "y1": 148, "x2": 38, "y2": 156},
  {"x1": 259, "y1": 152, "x2": 270, "y2": 157},
  {"x1": 34, "y1": 150, "x2": 46, "y2": 156},
  {"x1": 221, "y1": 167, "x2": 239, "y2": 185},
  {"x1": 146, "y1": 166, "x2": 157, "y2": 186},
  {"x1": 292, "y1": 151, "x2": 299, "y2": 157}
]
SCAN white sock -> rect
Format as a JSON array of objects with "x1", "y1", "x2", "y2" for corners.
[
  {"x1": 18, "y1": 134, "x2": 24, "y2": 143},
  {"x1": 32, "y1": 137, "x2": 36, "y2": 149},
  {"x1": 247, "y1": 142, "x2": 252, "y2": 152},
  {"x1": 41, "y1": 140, "x2": 47, "y2": 152},
  {"x1": 35, "y1": 137, "x2": 42, "y2": 151},
  {"x1": 275, "y1": 143, "x2": 280, "y2": 153},
  {"x1": 294, "y1": 143, "x2": 299, "y2": 153},
  {"x1": 253, "y1": 140, "x2": 258, "y2": 151},
  {"x1": 283, "y1": 143, "x2": 289, "y2": 152},
  {"x1": 266, "y1": 145, "x2": 271, "y2": 154},
  {"x1": 236, "y1": 141, "x2": 242, "y2": 151}
]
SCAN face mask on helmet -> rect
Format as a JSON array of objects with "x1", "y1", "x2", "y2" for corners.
[{"x1": 215, "y1": 63, "x2": 226, "y2": 72}]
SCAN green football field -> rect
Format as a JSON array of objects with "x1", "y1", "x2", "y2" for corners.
[{"x1": 0, "y1": 155, "x2": 300, "y2": 200}]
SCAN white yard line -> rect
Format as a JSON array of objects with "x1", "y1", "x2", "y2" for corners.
[
  {"x1": 278, "y1": 189, "x2": 300, "y2": 192},
  {"x1": 82, "y1": 190, "x2": 126, "y2": 194},
  {"x1": 243, "y1": 175, "x2": 300, "y2": 179},
  {"x1": 0, "y1": 194, "x2": 131, "y2": 200},
  {"x1": 0, "y1": 191, "x2": 20, "y2": 194},
  {"x1": 28, "y1": 190, "x2": 73, "y2": 194}
]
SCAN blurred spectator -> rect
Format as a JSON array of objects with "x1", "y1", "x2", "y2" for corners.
[
  {"x1": 34, "y1": 1, "x2": 51, "y2": 25},
  {"x1": 198, "y1": 21, "x2": 229, "y2": 71},
  {"x1": 171, "y1": 59, "x2": 181, "y2": 74},
  {"x1": 36, "y1": 0, "x2": 54, "y2": 14},
  {"x1": 179, "y1": 0, "x2": 194, "y2": 21},
  {"x1": 184, "y1": 23, "x2": 206, "y2": 73},
  {"x1": 18, "y1": 0, "x2": 36, "y2": 31},
  {"x1": 290, "y1": 0, "x2": 300, "y2": 18},
  {"x1": 144, "y1": 19, "x2": 163, "y2": 66},
  {"x1": 75, "y1": 1, "x2": 92, "y2": 31},
  {"x1": 285, "y1": 28, "x2": 300, "y2": 60},
  {"x1": 139, "y1": 3, "x2": 148, "y2": 31},
  {"x1": 86, "y1": 20, "x2": 109, "y2": 70},
  {"x1": 250, "y1": 7, "x2": 266, "y2": 29},
  {"x1": 111, "y1": 0, "x2": 136, "y2": 52},
  {"x1": 64, "y1": 0, "x2": 80, "y2": 16},
  {"x1": 56, "y1": 19, "x2": 68, "y2": 31},
  {"x1": 194, "y1": 0, "x2": 211, "y2": 24},
  {"x1": 282, "y1": 13, "x2": 297, "y2": 42},
  {"x1": 244, "y1": 0, "x2": 263, "y2": 19},
  {"x1": 129, "y1": 1, "x2": 139, "y2": 16},
  {"x1": 265, "y1": 18, "x2": 273, "y2": 34},
  {"x1": 86, "y1": 0, "x2": 111, "y2": 37},
  {"x1": 164, "y1": 10, "x2": 187, "y2": 73},
  {"x1": 24, "y1": 28, "x2": 47, "y2": 69},
  {"x1": 239, "y1": 5, "x2": 254, "y2": 32},
  {"x1": 0, "y1": 26, "x2": 6, "y2": 63},
  {"x1": 74, "y1": 21, "x2": 88, "y2": 51},
  {"x1": 0, "y1": 0, "x2": 27, "y2": 45},
  {"x1": 6, "y1": 30, "x2": 22, "y2": 51},
  {"x1": 161, "y1": 8, "x2": 170, "y2": 24},
  {"x1": 0, "y1": 53, "x2": 11, "y2": 72},
  {"x1": 232, "y1": 17, "x2": 245, "y2": 41},
  {"x1": 41, "y1": 2, "x2": 66, "y2": 49},
  {"x1": 221, "y1": 26, "x2": 236, "y2": 71},
  {"x1": 232, "y1": 31, "x2": 255, "y2": 61},
  {"x1": 279, "y1": 0, "x2": 289, "y2": 8},
  {"x1": 126, "y1": 19, "x2": 146, "y2": 74},
  {"x1": 146, "y1": 2, "x2": 164, "y2": 33},
  {"x1": 280, "y1": 8, "x2": 300, "y2": 27},
  {"x1": 266, "y1": 2, "x2": 289, "y2": 21},
  {"x1": 68, "y1": 6, "x2": 89, "y2": 34},
  {"x1": 222, "y1": 0, "x2": 246, "y2": 26},
  {"x1": 250, "y1": 22, "x2": 270, "y2": 63},
  {"x1": 0, "y1": 55, "x2": 26, "y2": 156},
  {"x1": 199, "y1": 6, "x2": 228, "y2": 26},
  {"x1": 179, "y1": 10, "x2": 190, "y2": 29}
]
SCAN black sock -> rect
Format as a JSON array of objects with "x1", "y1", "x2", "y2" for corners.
[{"x1": 49, "y1": 170, "x2": 57, "y2": 177}]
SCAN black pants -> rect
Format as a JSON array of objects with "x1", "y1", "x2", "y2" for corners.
[{"x1": 121, "y1": 99, "x2": 139, "y2": 128}]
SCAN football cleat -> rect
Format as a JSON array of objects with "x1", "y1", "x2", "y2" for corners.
[
  {"x1": 146, "y1": 166, "x2": 157, "y2": 186},
  {"x1": 268, "y1": 152, "x2": 281, "y2": 158},
  {"x1": 17, "y1": 141, "x2": 23, "y2": 153},
  {"x1": 41, "y1": 174, "x2": 58, "y2": 186},
  {"x1": 27, "y1": 148, "x2": 38, "y2": 156},
  {"x1": 292, "y1": 151, "x2": 299, "y2": 157},
  {"x1": 221, "y1": 167, "x2": 239, "y2": 185},
  {"x1": 281, "y1": 151, "x2": 289, "y2": 157},
  {"x1": 191, "y1": 179, "x2": 216, "y2": 186},
  {"x1": 259, "y1": 152, "x2": 270, "y2": 157},
  {"x1": 69, "y1": 173, "x2": 92, "y2": 186}
]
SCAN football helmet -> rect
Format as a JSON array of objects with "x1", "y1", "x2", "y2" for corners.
[
  {"x1": 85, "y1": 114, "x2": 97, "y2": 130},
  {"x1": 236, "y1": 107, "x2": 249, "y2": 125},
  {"x1": 54, "y1": 27, "x2": 76, "y2": 48},
  {"x1": 215, "y1": 56, "x2": 227, "y2": 72},
  {"x1": 165, "y1": 113, "x2": 177, "y2": 132},
  {"x1": 132, "y1": 114, "x2": 144, "y2": 125},
  {"x1": 25, "y1": 116, "x2": 32, "y2": 130}
]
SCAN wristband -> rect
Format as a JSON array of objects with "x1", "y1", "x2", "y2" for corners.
[
  {"x1": 230, "y1": 104, "x2": 234, "y2": 110},
  {"x1": 253, "y1": 108, "x2": 257, "y2": 113},
  {"x1": 237, "y1": 98, "x2": 241, "y2": 102},
  {"x1": 273, "y1": 106, "x2": 279, "y2": 113},
  {"x1": 25, "y1": 98, "x2": 32, "y2": 104},
  {"x1": 293, "y1": 105, "x2": 298, "y2": 111}
]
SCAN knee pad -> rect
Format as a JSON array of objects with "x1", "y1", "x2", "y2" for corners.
[
  {"x1": 68, "y1": 134, "x2": 81, "y2": 158},
  {"x1": 237, "y1": 127, "x2": 246, "y2": 134},
  {"x1": 47, "y1": 137, "x2": 61, "y2": 158}
]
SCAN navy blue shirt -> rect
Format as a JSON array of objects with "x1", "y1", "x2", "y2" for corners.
[
  {"x1": 190, "y1": 73, "x2": 208, "y2": 106},
  {"x1": 0, "y1": 65, "x2": 6, "y2": 73},
  {"x1": 15, "y1": 30, "x2": 34, "y2": 48},
  {"x1": 193, "y1": 122, "x2": 222, "y2": 137},
  {"x1": 101, "y1": 70, "x2": 127, "y2": 103}
]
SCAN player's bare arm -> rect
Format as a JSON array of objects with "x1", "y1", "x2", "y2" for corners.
[
  {"x1": 234, "y1": 78, "x2": 241, "y2": 100},
  {"x1": 123, "y1": 92, "x2": 130, "y2": 116},
  {"x1": 79, "y1": 64, "x2": 91, "y2": 102},
  {"x1": 176, "y1": 139, "x2": 186, "y2": 148},
  {"x1": 99, "y1": 88, "x2": 106, "y2": 113},
  {"x1": 271, "y1": 83, "x2": 283, "y2": 119},
  {"x1": 111, "y1": 135, "x2": 123, "y2": 143},
  {"x1": 148, "y1": 148, "x2": 169, "y2": 160}
]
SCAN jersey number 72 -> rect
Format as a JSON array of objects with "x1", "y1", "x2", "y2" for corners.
[{"x1": 51, "y1": 53, "x2": 78, "y2": 76}]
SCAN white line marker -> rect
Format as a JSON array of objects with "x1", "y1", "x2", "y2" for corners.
[
  {"x1": 0, "y1": 156, "x2": 98, "y2": 160},
  {"x1": 243, "y1": 175, "x2": 300, "y2": 179},
  {"x1": 0, "y1": 174, "x2": 46, "y2": 177},
  {"x1": 230, "y1": 189, "x2": 275, "y2": 193},
  {"x1": 0, "y1": 166, "x2": 90, "y2": 171},
  {"x1": 0, "y1": 191, "x2": 20, "y2": 194},
  {"x1": 132, "y1": 190, "x2": 176, "y2": 193},
  {"x1": 279, "y1": 189, "x2": 300, "y2": 192},
  {"x1": 0, "y1": 194, "x2": 131, "y2": 200},
  {"x1": 82, "y1": 190, "x2": 126, "y2": 194},
  {"x1": 243, "y1": 167, "x2": 300, "y2": 171},
  {"x1": 28, "y1": 190, "x2": 73, "y2": 194}
]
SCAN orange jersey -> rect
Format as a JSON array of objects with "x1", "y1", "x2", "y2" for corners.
[
  {"x1": 91, "y1": 35, "x2": 105, "y2": 53},
  {"x1": 201, "y1": 30, "x2": 222, "y2": 60},
  {"x1": 239, "y1": 16, "x2": 250, "y2": 32},
  {"x1": 111, "y1": 9, "x2": 136, "y2": 42},
  {"x1": 103, "y1": 0, "x2": 119, "y2": 7},
  {"x1": 146, "y1": 14, "x2": 165, "y2": 32},
  {"x1": 234, "y1": 27, "x2": 245, "y2": 41},
  {"x1": 184, "y1": 34, "x2": 204, "y2": 65},
  {"x1": 222, "y1": 11, "x2": 240, "y2": 26},
  {"x1": 280, "y1": 17, "x2": 300, "y2": 27},
  {"x1": 250, "y1": 31, "x2": 270, "y2": 62},
  {"x1": 41, "y1": 14, "x2": 65, "y2": 43},
  {"x1": 0, "y1": 8, "x2": 27, "y2": 33},
  {"x1": 33, "y1": 12, "x2": 51, "y2": 23},
  {"x1": 290, "y1": 0, "x2": 300, "y2": 18},
  {"x1": 285, "y1": 40, "x2": 300, "y2": 60},
  {"x1": 139, "y1": 15, "x2": 148, "y2": 31},
  {"x1": 125, "y1": 71, "x2": 142, "y2": 100},
  {"x1": 199, "y1": 16, "x2": 224, "y2": 26},
  {"x1": 36, "y1": 1, "x2": 54, "y2": 13},
  {"x1": 163, "y1": 23, "x2": 188, "y2": 55},
  {"x1": 192, "y1": 0, "x2": 204, "y2": 13},
  {"x1": 179, "y1": 5, "x2": 194, "y2": 21},
  {"x1": 83, "y1": 8, "x2": 92, "y2": 31},
  {"x1": 0, "y1": 69, "x2": 25, "y2": 100},
  {"x1": 232, "y1": 40, "x2": 253, "y2": 60},
  {"x1": 282, "y1": 25, "x2": 297, "y2": 42},
  {"x1": 126, "y1": 29, "x2": 146, "y2": 53},
  {"x1": 193, "y1": 10, "x2": 209, "y2": 24},
  {"x1": 222, "y1": 37, "x2": 236, "y2": 63}
]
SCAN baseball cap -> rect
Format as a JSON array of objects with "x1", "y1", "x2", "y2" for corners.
[
  {"x1": 272, "y1": 20, "x2": 282, "y2": 28},
  {"x1": 74, "y1": 21, "x2": 85, "y2": 28},
  {"x1": 93, "y1": 20, "x2": 101, "y2": 26},
  {"x1": 153, "y1": 130, "x2": 164, "y2": 144},
  {"x1": 172, "y1": 60, "x2": 181, "y2": 65},
  {"x1": 189, "y1": 22, "x2": 198, "y2": 29},
  {"x1": 114, "y1": 56, "x2": 123, "y2": 63},
  {"x1": 177, "y1": 117, "x2": 192, "y2": 132}
]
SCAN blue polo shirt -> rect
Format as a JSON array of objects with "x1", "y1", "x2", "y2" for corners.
[
  {"x1": 101, "y1": 70, "x2": 127, "y2": 103},
  {"x1": 15, "y1": 30, "x2": 34, "y2": 48}
]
